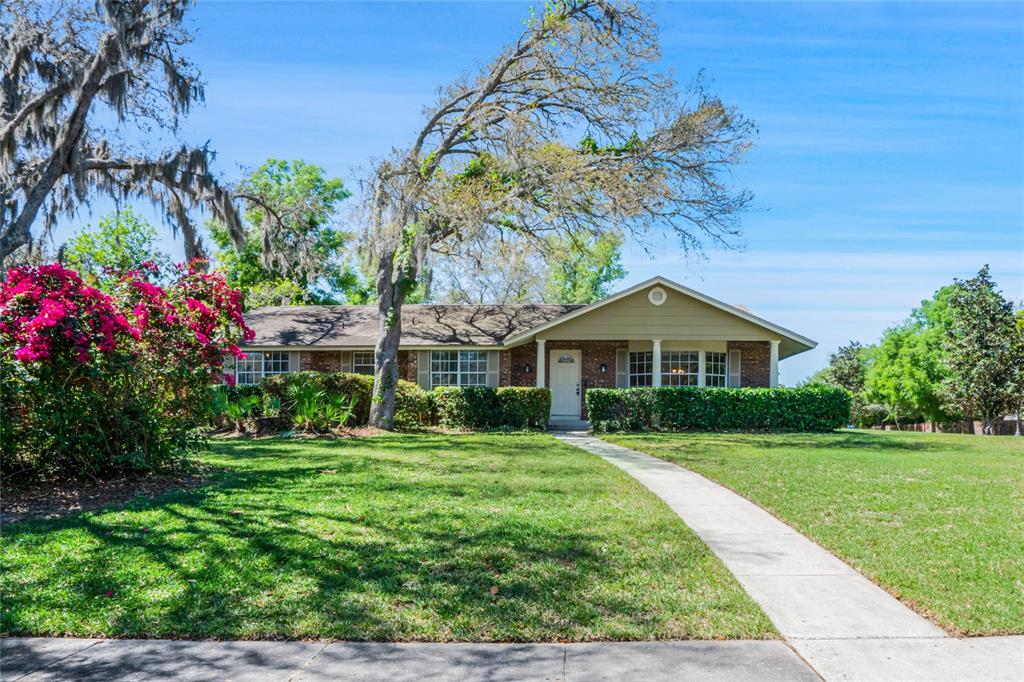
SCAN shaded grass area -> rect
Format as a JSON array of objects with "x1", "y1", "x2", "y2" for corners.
[
  {"x1": 603, "y1": 430, "x2": 1024, "y2": 636},
  {"x1": 1, "y1": 434, "x2": 775, "y2": 641}
]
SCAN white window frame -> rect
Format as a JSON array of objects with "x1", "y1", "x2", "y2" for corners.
[
  {"x1": 628, "y1": 351, "x2": 653, "y2": 387},
  {"x1": 430, "y1": 350, "x2": 487, "y2": 388},
  {"x1": 706, "y1": 351, "x2": 727, "y2": 387},
  {"x1": 662, "y1": 350, "x2": 699, "y2": 386},
  {"x1": 235, "y1": 350, "x2": 290, "y2": 385},
  {"x1": 352, "y1": 351, "x2": 375, "y2": 375}
]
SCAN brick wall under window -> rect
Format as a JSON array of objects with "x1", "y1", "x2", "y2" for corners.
[
  {"x1": 397, "y1": 351, "x2": 416, "y2": 383},
  {"x1": 299, "y1": 351, "x2": 341, "y2": 372}
]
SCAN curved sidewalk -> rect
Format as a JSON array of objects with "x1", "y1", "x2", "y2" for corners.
[{"x1": 553, "y1": 430, "x2": 1024, "y2": 682}]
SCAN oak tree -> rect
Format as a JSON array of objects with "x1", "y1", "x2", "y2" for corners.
[
  {"x1": 1, "y1": 0, "x2": 244, "y2": 264},
  {"x1": 362, "y1": 0, "x2": 755, "y2": 427}
]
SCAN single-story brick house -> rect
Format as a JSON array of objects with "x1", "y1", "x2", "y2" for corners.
[{"x1": 232, "y1": 276, "x2": 816, "y2": 420}]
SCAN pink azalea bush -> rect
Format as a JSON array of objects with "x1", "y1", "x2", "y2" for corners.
[{"x1": 0, "y1": 262, "x2": 252, "y2": 479}]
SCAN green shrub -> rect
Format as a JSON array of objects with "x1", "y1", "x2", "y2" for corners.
[
  {"x1": 587, "y1": 386, "x2": 851, "y2": 433},
  {"x1": 497, "y1": 387, "x2": 552, "y2": 429},
  {"x1": 433, "y1": 386, "x2": 501, "y2": 429},
  {"x1": 584, "y1": 387, "x2": 656, "y2": 431},
  {"x1": 394, "y1": 381, "x2": 433, "y2": 430},
  {"x1": 432, "y1": 386, "x2": 551, "y2": 430}
]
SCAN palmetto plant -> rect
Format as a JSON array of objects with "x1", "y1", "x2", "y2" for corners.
[
  {"x1": 262, "y1": 395, "x2": 282, "y2": 418},
  {"x1": 288, "y1": 382, "x2": 326, "y2": 432},
  {"x1": 209, "y1": 386, "x2": 231, "y2": 423},
  {"x1": 224, "y1": 394, "x2": 260, "y2": 432},
  {"x1": 322, "y1": 394, "x2": 357, "y2": 430}
]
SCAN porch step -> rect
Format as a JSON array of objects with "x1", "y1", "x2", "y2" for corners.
[{"x1": 548, "y1": 417, "x2": 591, "y2": 433}]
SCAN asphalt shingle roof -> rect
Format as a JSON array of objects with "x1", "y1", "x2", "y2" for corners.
[{"x1": 243, "y1": 304, "x2": 583, "y2": 347}]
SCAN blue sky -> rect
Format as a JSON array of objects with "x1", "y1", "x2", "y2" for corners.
[{"x1": 56, "y1": 1, "x2": 1023, "y2": 383}]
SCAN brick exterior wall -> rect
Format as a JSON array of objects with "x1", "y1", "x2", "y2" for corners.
[
  {"x1": 501, "y1": 340, "x2": 627, "y2": 418},
  {"x1": 297, "y1": 342, "x2": 773, "y2": 416},
  {"x1": 298, "y1": 350, "x2": 417, "y2": 382},
  {"x1": 727, "y1": 341, "x2": 771, "y2": 388},
  {"x1": 299, "y1": 350, "x2": 341, "y2": 372},
  {"x1": 397, "y1": 351, "x2": 417, "y2": 383}
]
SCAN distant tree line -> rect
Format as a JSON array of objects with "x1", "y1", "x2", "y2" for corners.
[{"x1": 809, "y1": 266, "x2": 1023, "y2": 435}]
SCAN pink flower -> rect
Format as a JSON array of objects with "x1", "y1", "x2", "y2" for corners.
[{"x1": 14, "y1": 347, "x2": 41, "y2": 362}]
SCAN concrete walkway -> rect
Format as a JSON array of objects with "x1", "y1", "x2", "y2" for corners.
[
  {"x1": 553, "y1": 430, "x2": 1024, "y2": 681},
  {"x1": 1, "y1": 638, "x2": 817, "y2": 681}
]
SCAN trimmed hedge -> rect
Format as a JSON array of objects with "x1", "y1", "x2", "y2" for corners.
[
  {"x1": 496, "y1": 387, "x2": 552, "y2": 429},
  {"x1": 433, "y1": 386, "x2": 551, "y2": 430},
  {"x1": 586, "y1": 385, "x2": 851, "y2": 433},
  {"x1": 252, "y1": 373, "x2": 549, "y2": 431}
]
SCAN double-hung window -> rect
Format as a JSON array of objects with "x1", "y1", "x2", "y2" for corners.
[
  {"x1": 352, "y1": 351, "x2": 375, "y2": 375},
  {"x1": 628, "y1": 351, "x2": 653, "y2": 386},
  {"x1": 706, "y1": 351, "x2": 727, "y2": 387},
  {"x1": 662, "y1": 351, "x2": 699, "y2": 386},
  {"x1": 430, "y1": 350, "x2": 487, "y2": 388},
  {"x1": 235, "y1": 351, "x2": 290, "y2": 385}
]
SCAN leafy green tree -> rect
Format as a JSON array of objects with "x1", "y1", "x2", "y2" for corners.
[
  {"x1": 62, "y1": 208, "x2": 169, "y2": 284},
  {"x1": 904, "y1": 285, "x2": 955, "y2": 423},
  {"x1": 864, "y1": 326, "x2": 922, "y2": 427},
  {"x1": 941, "y1": 266, "x2": 1018, "y2": 435},
  {"x1": 209, "y1": 159, "x2": 365, "y2": 306},
  {"x1": 823, "y1": 341, "x2": 868, "y2": 394},
  {"x1": 544, "y1": 232, "x2": 627, "y2": 304},
  {"x1": 863, "y1": 286, "x2": 955, "y2": 427}
]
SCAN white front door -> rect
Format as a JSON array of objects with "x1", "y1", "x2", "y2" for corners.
[{"x1": 549, "y1": 349, "x2": 581, "y2": 417}]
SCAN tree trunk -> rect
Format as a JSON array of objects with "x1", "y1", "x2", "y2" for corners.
[{"x1": 368, "y1": 254, "x2": 404, "y2": 430}]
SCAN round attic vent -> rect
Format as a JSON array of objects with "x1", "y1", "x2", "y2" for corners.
[{"x1": 648, "y1": 286, "x2": 667, "y2": 306}]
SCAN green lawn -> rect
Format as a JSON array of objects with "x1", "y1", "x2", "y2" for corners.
[
  {"x1": 602, "y1": 430, "x2": 1024, "y2": 636},
  {"x1": 1, "y1": 434, "x2": 775, "y2": 641}
]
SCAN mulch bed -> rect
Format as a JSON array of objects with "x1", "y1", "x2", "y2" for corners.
[{"x1": 1, "y1": 465, "x2": 213, "y2": 525}]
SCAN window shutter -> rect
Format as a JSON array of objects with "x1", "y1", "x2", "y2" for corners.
[
  {"x1": 223, "y1": 356, "x2": 236, "y2": 381},
  {"x1": 728, "y1": 350, "x2": 742, "y2": 387},
  {"x1": 340, "y1": 350, "x2": 352, "y2": 373},
  {"x1": 486, "y1": 350, "x2": 499, "y2": 387},
  {"x1": 288, "y1": 351, "x2": 299, "y2": 372},
  {"x1": 615, "y1": 349, "x2": 628, "y2": 388},
  {"x1": 417, "y1": 351, "x2": 431, "y2": 390}
]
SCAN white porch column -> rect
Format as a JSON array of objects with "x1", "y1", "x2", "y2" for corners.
[
  {"x1": 536, "y1": 339, "x2": 546, "y2": 388},
  {"x1": 770, "y1": 340, "x2": 780, "y2": 387},
  {"x1": 697, "y1": 349, "x2": 706, "y2": 387},
  {"x1": 652, "y1": 339, "x2": 662, "y2": 387}
]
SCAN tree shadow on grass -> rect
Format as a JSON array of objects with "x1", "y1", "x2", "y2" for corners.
[{"x1": 1, "y1": 436, "x2": 681, "y2": 642}]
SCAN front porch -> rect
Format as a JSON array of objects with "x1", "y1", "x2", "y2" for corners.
[{"x1": 502, "y1": 339, "x2": 779, "y2": 420}]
